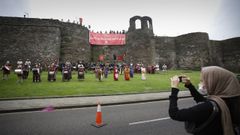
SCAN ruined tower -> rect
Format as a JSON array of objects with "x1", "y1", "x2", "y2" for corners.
[
  {"x1": 128, "y1": 16, "x2": 153, "y2": 35},
  {"x1": 125, "y1": 16, "x2": 155, "y2": 65}
]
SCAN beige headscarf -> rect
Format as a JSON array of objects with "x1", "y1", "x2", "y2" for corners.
[{"x1": 201, "y1": 66, "x2": 240, "y2": 135}]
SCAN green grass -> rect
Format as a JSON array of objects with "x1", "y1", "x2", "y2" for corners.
[{"x1": 0, "y1": 70, "x2": 201, "y2": 99}]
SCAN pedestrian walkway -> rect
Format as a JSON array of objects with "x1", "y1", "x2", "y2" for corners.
[{"x1": 0, "y1": 91, "x2": 191, "y2": 113}]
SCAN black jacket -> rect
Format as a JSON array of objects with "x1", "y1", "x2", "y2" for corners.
[{"x1": 169, "y1": 83, "x2": 222, "y2": 135}]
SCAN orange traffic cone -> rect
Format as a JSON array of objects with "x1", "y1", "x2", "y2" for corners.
[{"x1": 91, "y1": 103, "x2": 107, "y2": 128}]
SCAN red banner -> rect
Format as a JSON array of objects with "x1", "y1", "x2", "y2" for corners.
[{"x1": 89, "y1": 32, "x2": 126, "y2": 45}]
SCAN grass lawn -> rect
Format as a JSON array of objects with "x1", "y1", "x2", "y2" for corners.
[{"x1": 0, "y1": 70, "x2": 201, "y2": 99}]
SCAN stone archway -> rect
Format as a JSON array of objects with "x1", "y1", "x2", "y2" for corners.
[
  {"x1": 128, "y1": 16, "x2": 142, "y2": 31},
  {"x1": 141, "y1": 16, "x2": 153, "y2": 30}
]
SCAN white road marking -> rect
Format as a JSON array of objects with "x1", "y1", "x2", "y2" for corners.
[{"x1": 129, "y1": 117, "x2": 170, "y2": 126}]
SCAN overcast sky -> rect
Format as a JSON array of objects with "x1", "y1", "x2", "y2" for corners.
[{"x1": 1, "y1": 0, "x2": 240, "y2": 40}]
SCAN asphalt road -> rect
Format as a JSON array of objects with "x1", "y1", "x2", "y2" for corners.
[{"x1": 0, "y1": 98, "x2": 195, "y2": 135}]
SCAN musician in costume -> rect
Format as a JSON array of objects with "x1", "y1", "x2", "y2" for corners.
[
  {"x1": 77, "y1": 64, "x2": 85, "y2": 80},
  {"x1": 48, "y1": 63, "x2": 56, "y2": 81},
  {"x1": 32, "y1": 63, "x2": 41, "y2": 82},
  {"x1": 15, "y1": 62, "x2": 23, "y2": 83},
  {"x1": 25, "y1": 59, "x2": 31, "y2": 69},
  {"x1": 2, "y1": 61, "x2": 11, "y2": 80},
  {"x1": 162, "y1": 64, "x2": 167, "y2": 71},
  {"x1": 53, "y1": 59, "x2": 59, "y2": 71},
  {"x1": 17, "y1": 59, "x2": 23, "y2": 66},
  {"x1": 62, "y1": 64, "x2": 71, "y2": 81},
  {"x1": 141, "y1": 65, "x2": 146, "y2": 80},
  {"x1": 130, "y1": 63, "x2": 134, "y2": 78},
  {"x1": 151, "y1": 65, "x2": 156, "y2": 74},
  {"x1": 124, "y1": 65, "x2": 130, "y2": 81},
  {"x1": 65, "y1": 60, "x2": 72, "y2": 80},
  {"x1": 155, "y1": 64, "x2": 160, "y2": 73},
  {"x1": 113, "y1": 65, "x2": 119, "y2": 81},
  {"x1": 35, "y1": 59, "x2": 42, "y2": 73},
  {"x1": 104, "y1": 65, "x2": 109, "y2": 78},
  {"x1": 96, "y1": 66, "x2": 103, "y2": 81},
  {"x1": 22, "y1": 63, "x2": 30, "y2": 79}
]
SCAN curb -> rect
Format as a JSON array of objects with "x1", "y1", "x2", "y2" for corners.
[
  {"x1": 0, "y1": 94, "x2": 192, "y2": 114},
  {"x1": 0, "y1": 90, "x2": 171, "y2": 101}
]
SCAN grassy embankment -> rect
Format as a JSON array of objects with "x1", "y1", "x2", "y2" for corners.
[{"x1": 0, "y1": 70, "x2": 201, "y2": 99}]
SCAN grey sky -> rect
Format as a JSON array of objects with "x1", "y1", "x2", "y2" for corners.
[{"x1": 0, "y1": 0, "x2": 240, "y2": 40}]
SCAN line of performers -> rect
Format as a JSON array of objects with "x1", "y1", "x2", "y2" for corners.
[
  {"x1": 1, "y1": 60, "x2": 148, "y2": 83},
  {"x1": 94, "y1": 63, "x2": 147, "y2": 81},
  {"x1": 1, "y1": 60, "x2": 85, "y2": 83}
]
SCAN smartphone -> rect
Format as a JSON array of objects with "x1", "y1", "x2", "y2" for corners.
[{"x1": 179, "y1": 76, "x2": 187, "y2": 83}]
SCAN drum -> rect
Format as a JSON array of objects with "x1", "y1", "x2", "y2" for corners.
[
  {"x1": 49, "y1": 71, "x2": 55, "y2": 75},
  {"x1": 32, "y1": 68, "x2": 39, "y2": 74},
  {"x1": 63, "y1": 71, "x2": 68, "y2": 74},
  {"x1": 15, "y1": 69, "x2": 22, "y2": 74}
]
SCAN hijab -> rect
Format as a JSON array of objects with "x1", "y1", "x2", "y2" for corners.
[{"x1": 201, "y1": 66, "x2": 240, "y2": 135}]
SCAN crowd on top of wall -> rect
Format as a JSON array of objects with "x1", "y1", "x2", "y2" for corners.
[{"x1": 90, "y1": 30, "x2": 126, "y2": 34}]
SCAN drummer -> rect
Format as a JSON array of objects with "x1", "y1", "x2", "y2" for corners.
[
  {"x1": 15, "y1": 62, "x2": 23, "y2": 83},
  {"x1": 17, "y1": 59, "x2": 23, "y2": 66},
  {"x1": 2, "y1": 60, "x2": 11, "y2": 80}
]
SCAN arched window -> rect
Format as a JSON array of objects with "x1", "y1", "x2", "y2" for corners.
[
  {"x1": 135, "y1": 19, "x2": 141, "y2": 29},
  {"x1": 146, "y1": 20, "x2": 150, "y2": 29}
]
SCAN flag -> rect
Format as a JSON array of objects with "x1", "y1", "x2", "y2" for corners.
[
  {"x1": 99, "y1": 55, "x2": 104, "y2": 61},
  {"x1": 117, "y1": 55, "x2": 123, "y2": 61}
]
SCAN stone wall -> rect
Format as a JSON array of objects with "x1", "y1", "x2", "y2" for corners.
[
  {"x1": 0, "y1": 17, "x2": 61, "y2": 67},
  {"x1": 208, "y1": 40, "x2": 223, "y2": 67},
  {"x1": 0, "y1": 16, "x2": 240, "y2": 72},
  {"x1": 154, "y1": 36, "x2": 177, "y2": 68},
  {"x1": 209, "y1": 38, "x2": 240, "y2": 72},
  {"x1": 174, "y1": 32, "x2": 210, "y2": 70},
  {"x1": 220, "y1": 38, "x2": 240, "y2": 72},
  {"x1": 60, "y1": 22, "x2": 90, "y2": 64},
  {"x1": 0, "y1": 17, "x2": 90, "y2": 68}
]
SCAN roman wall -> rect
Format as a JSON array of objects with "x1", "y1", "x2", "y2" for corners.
[{"x1": 0, "y1": 16, "x2": 239, "y2": 72}]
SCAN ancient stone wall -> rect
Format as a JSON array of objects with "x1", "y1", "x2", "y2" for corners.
[
  {"x1": 208, "y1": 40, "x2": 224, "y2": 67},
  {"x1": 220, "y1": 38, "x2": 240, "y2": 72},
  {"x1": 174, "y1": 32, "x2": 210, "y2": 70},
  {"x1": 60, "y1": 22, "x2": 90, "y2": 64},
  {"x1": 0, "y1": 17, "x2": 90, "y2": 68},
  {"x1": 0, "y1": 17, "x2": 61, "y2": 67},
  {"x1": 0, "y1": 16, "x2": 240, "y2": 72},
  {"x1": 154, "y1": 36, "x2": 177, "y2": 68}
]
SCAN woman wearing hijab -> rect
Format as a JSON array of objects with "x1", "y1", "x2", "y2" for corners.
[{"x1": 169, "y1": 66, "x2": 240, "y2": 135}]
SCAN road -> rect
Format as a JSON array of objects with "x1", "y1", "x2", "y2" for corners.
[{"x1": 0, "y1": 98, "x2": 194, "y2": 135}]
